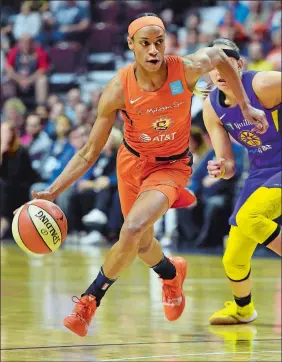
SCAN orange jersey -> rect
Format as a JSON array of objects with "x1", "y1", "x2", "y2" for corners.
[{"x1": 119, "y1": 55, "x2": 193, "y2": 157}]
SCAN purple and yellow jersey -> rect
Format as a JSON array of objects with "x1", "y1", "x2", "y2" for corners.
[
  {"x1": 209, "y1": 71, "x2": 281, "y2": 171},
  {"x1": 209, "y1": 71, "x2": 281, "y2": 226}
]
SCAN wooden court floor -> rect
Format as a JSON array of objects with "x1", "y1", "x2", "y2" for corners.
[{"x1": 1, "y1": 242, "x2": 281, "y2": 361}]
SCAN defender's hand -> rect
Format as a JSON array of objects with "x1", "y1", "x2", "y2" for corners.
[
  {"x1": 242, "y1": 105, "x2": 268, "y2": 134},
  {"x1": 207, "y1": 158, "x2": 226, "y2": 178}
]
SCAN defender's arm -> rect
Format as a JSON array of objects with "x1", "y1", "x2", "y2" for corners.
[
  {"x1": 203, "y1": 96, "x2": 236, "y2": 179},
  {"x1": 182, "y1": 48, "x2": 268, "y2": 133},
  {"x1": 253, "y1": 71, "x2": 282, "y2": 109},
  {"x1": 182, "y1": 47, "x2": 251, "y2": 107}
]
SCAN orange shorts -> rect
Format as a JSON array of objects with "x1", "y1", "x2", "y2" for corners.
[{"x1": 117, "y1": 144, "x2": 192, "y2": 217}]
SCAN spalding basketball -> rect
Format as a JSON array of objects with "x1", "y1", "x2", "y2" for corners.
[{"x1": 12, "y1": 200, "x2": 68, "y2": 254}]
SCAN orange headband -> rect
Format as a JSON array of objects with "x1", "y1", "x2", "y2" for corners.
[{"x1": 128, "y1": 16, "x2": 165, "y2": 38}]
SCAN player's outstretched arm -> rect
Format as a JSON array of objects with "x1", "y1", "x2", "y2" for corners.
[
  {"x1": 182, "y1": 48, "x2": 268, "y2": 134},
  {"x1": 252, "y1": 71, "x2": 282, "y2": 109},
  {"x1": 33, "y1": 76, "x2": 125, "y2": 202},
  {"x1": 203, "y1": 96, "x2": 236, "y2": 180}
]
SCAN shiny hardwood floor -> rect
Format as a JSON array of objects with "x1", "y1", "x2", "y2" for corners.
[{"x1": 1, "y1": 242, "x2": 281, "y2": 361}]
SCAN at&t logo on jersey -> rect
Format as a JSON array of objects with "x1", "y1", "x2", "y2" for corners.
[
  {"x1": 140, "y1": 132, "x2": 177, "y2": 143},
  {"x1": 140, "y1": 134, "x2": 151, "y2": 142},
  {"x1": 152, "y1": 117, "x2": 172, "y2": 131}
]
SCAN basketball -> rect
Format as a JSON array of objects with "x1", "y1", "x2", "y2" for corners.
[{"x1": 12, "y1": 200, "x2": 68, "y2": 255}]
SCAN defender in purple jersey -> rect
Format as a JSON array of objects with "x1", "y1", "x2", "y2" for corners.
[{"x1": 203, "y1": 38, "x2": 281, "y2": 325}]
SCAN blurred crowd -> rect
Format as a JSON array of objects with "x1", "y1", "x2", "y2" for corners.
[{"x1": 0, "y1": 0, "x2": 281, "y2": 249}]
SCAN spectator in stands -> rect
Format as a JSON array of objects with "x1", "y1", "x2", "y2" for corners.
[
  {"x1": 5, "y1": 34, "x2": 50, "y2": 105},
  {"x1": 65, "y1": 88, "x2": 81, "y2": 124},
  {"x1": 198, "y1": 28, "x2": 215, "y2": 48},
  {"x1": 31, "y1": 124, "x2": 90, "y2": 218},
  {"x1": 247, "y1": 41, "x2": 274, "y2": 71},
  {"x1": 217, "y1": 9, "x2": 247, "y2": 43},
  {"x1": 189, "y1": 127, "x2": 210, "y2": 170},
  {"x1": 70, "y1": 127, "x2": 122, "y2": 244},
  {"x1": 1, "y1": 6, "x2": 14, "y2": 53},
  {"x1": 45, "y1": 101, "x2": 65, "y2": 138},
  {"x1": 184, "y1": 11, "x2": 201, "y2": 32},
  {"x1": 41, "y1": 115, "x2": 72, "y2": 182},
  {"x1": 12, "y1": 2, "x2": 42, "y2": 41},
  {"x1": 37, "y1": 0, "x2": 90, "y2": 45},
  {"x1": 178, "y1": 12, "x2": 201, "y2": 54},
  {"x1": 189, "y1": 141, "x2": 246, "y2": 248},
  {"x1": 35, "y1": 104, "x2": 49, "y2": 126},
  {"x1": 154, "y1": 207, "x2": 178, "y2": 248},
  {"x1": 49, "y1": 101, "x2": 65, "y2": 120},
  {"x1": 48, "y1": 0, "x2": 90, "y2": 14},
  {"x1": 90, "y1": 88, "x2": 103, "y2": 109},
  {"x1": 244, "y1": 0, "x2": 271, "y2": 34},
  {"x1": 25, "y1": 1, "x2": 49, "y2": 12},
  {"x1": 88, "y1": 107, "x2": 98, "y2": 127},
  {"x1": 2, "y1": 97, "x2": 26, "y2": 135},
  {"x1": 165, "y1": 31, "x2": 179, "y2": 55},
  {"x1": 174, "y1": 128, "x2": 210, "y2": 247},
  {"x1": 75, "y1": 103, "x2": 89, "y2": 125},
  {"x1": 21, "y1": 112, "x2": 52, "y2": 178},
  {"x1": 219, "y1": 0, "x2": 249, "y2": 25},
  {"x1": 247, "y1": 24, "x2": 272, "y2": 55},
  {"x1": 0, "y1": 122, "x2": 39, "y2": 239},
  {"x1": 269, "y1": 1, "x2": 281, "y2": 32},
  {"x1": 55, "y1": 0, "x2": 90, "y2": 41},
  {"x1": 217, "y1": 23, "x2": 236, "y2": 44},
  {"x1": 159, "y1": 8, "x2": 175, "y2": 28},
  {"x1": 179, "y1": 29, "x2": 200, "y2": 55},
  {"x1": 1, "y1": 50, "x2": 5, "y2": 84},
  {"x1": 105, "y1": 190, "x2": 123, "y2": 244},
  {"x1": 47, "y1": 94, "x2": 61, "y2": 110},
  {"x1": 266, "y1": 28, "x2": 281, "y2": 71}
]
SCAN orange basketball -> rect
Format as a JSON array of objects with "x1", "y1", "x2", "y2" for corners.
[{"x1": 12, "y1": 200, "x2": 68, "y2": 254}]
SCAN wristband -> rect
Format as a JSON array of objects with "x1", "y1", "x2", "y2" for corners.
[{"x1": 218, "y1": 166, "x2": 226, "y2": 179}]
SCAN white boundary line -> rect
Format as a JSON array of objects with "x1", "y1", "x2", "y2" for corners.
[{"x1": 100, "y1": 350, "x2": 281, "y2": 361}]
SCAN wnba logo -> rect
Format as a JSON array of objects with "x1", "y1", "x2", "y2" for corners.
[{"x1": 140, "y1": 133, "x2": 151, "y2": 142}]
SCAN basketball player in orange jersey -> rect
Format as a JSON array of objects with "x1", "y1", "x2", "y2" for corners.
[{"x1": 31, "y1": 13, "x2": 268, "y2": 337}]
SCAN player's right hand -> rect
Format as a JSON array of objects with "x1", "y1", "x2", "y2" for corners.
[
  {"x1": 31, "y1": 190, "x2": 55, "y2": 202},
  {"x1": 13, "y1": 190, "x2": 55, "y2": 215},
  {"x1": 241, "y1": 105, "x2": 269, "y2": 134},
  {"x1": 207, "y1": 158, "x2": 226, "y2": 178}
]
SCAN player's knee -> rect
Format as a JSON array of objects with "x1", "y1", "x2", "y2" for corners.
[
  {"x1": 222, "y1": 252, "x2": 234, "y2": 274},
  {"x1": 222, "y1": 252, "x2": 250, "y2": 282},
  {"x1": 120, "y1": 219, "x2": 147, "y2": 242},
  {"x1": 236, "y1": 209, "x2": 258, "y2": 239}
]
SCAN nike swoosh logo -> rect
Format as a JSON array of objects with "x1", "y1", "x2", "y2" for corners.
[
  {"x1": 130, "y1": 96, "x2": 143, "y2": 104},
  {"x1": 219, "y1": 113, "x2": 226, "y2": 120}
]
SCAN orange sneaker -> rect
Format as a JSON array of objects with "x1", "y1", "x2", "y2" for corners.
[
  {"x1": 161, "y1": 257, "x2": 187, "y2": 321},
  {"x1": 63, "y1": 295, "x2": 97, "y2": 337}
]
